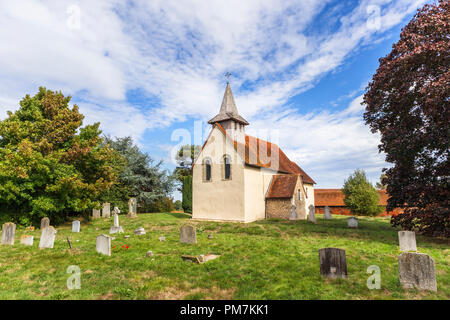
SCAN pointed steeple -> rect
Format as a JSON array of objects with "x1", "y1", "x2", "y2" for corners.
[{"x1": 208, "y1": 82, "x2": 249, "y2": 125}]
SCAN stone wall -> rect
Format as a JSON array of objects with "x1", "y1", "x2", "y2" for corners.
[{"x1": 265, "y1": 198, "x2": 292, "y2": 219}]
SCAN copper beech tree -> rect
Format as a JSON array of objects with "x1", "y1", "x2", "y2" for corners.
[{"x1": 363, "y1": 1, "x2": 449, "y2": 237}]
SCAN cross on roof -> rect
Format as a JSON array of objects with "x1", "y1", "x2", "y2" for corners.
[{"x1": 225, "y1": 72, "x2": 231, "y2": 83}]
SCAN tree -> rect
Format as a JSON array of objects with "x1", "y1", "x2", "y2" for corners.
[
  {"x1": 0, "y1": 87, "x2": 122, "y2": 226},
  {"x1": 363, "y1": 1, "x2": 449, "y2": 237},
  {"x1": 174, "y1": 200, "x2": 182, "y2": 211},
  {"x1": 182, "y1": 175, "x2": 192, "y2": 214},
  {"x1": 342, "y1": 169, "x2": 383, "y2": 216},
  {"x1": 172, "y1": 144, "x2": 201, "y2": 191},
  {"x1": 103, "y1": 136, "x2": 174, "y2": 212},
  {"x1": 375, "y1": 174, "x2": 388, "y2": 190}
]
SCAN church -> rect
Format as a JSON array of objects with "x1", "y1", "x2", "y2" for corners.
[{"x1": 192, "y1": 83, "x2": 315, "y2": 223}]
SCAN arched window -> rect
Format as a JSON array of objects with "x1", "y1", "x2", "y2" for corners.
[
  {"x1": 203, "y1": 158, "x2": 212, "y2": 182},
  {"x1": 223, "y1": 155, "x2": 231, "y2": 180}
]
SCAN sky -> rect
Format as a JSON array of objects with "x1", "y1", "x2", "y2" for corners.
[{"x1": 0, "y1": 0, "x2": 430, "y2": 200}]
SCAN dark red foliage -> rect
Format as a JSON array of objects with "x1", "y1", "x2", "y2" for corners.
[{"x1": 363, "y1": 0, "x2": 450, "y2": 237}]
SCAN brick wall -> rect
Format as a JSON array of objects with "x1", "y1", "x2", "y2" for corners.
[{"x1": 315, "y1": 206, "x2": 403, "y2": 216}]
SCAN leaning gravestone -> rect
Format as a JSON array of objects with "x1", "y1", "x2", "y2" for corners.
[
  {"x1": 319, "y1": 248, "x2": 348, "y2": 279},
  {"x1": 180, "y1": 225, "x2": 197, "y2": 244},
  {"x1": 398, "y1": 252, "x2": 437, "y2": 292},
  {"x1": 1, "y1": 222, "x2": 16, "y2": 245},
  {"x1": 20, "y1": 235, "x2": 34, "y2": 246},
  {"x1": 39, "y1": 226, "x2": 57, "y2": 249},
  {"x1": 40, "y1": 217, "x2": 50, "y2": 230},
  {"x1": 109, "y1": 213, "x2": 124, "y2": 234},
  {"x1": 96, "y1": 234, "x2": 111, "y2": 256},
  {"x1": 324, "y1": 206, "x2": 332, "y2": 220},
  {"x1": 289, "y1": 204, "x2": 298, "y2": 220},
  {"x1": 347, "y1": 216, "x2": 358, "y2": 228},
  {"x1": 128, "y1": 198, "x2": 137, "y2": 217},
  {"x1": 102, "y1": 203, "x2": 111, "y2": 218},
  {"x1": 308, "y1": 205, "x2": 316, "y2": 223},
  {"x1": 398, "y1": 231, "x2": 417, "y2": 252},
  {"x1": 92, "y1": 209, "x2": 101, "y2": 219},
  {"x1": 72, "y1": 220, "x2": 80, "y2": 233}
]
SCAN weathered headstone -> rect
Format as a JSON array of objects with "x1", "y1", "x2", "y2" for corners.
[
  {"x1": 102, "y1": 202, "x2": 111, "y2": 218},
  {"x1": 39, "y1": 226, "x2": 57, "y2": 249},
  {"x1": 96, "y1": 234, "x2": 111, "y2": 256},
  {"x1": 289, "y1": 204, "x2": 298, "y2": 220},
  {"x1": 128, "y1": 198, "x2": 137, "y2": 217},
  {"x1": 40, "y1": 217, "x2": 50, "y2": 230},
  {"x1": 398, "y1": 252, "x2": 437, "y2": 292},
  {"x1": 319, "y1": 248, "x2": 348, "y2": 279},
  {"x1": 398, "y1": 231, "x2": 417, "y2": 252},
  {"x1": 308, "y1": 205, "x2": 316, "y2": 223},
  {"x1": 134, "y1": 227, "x2": 146, "y2": 235},
  {"x1": 92, "y1": 208, "x2": 101, "y2": 219},
  {"x1": 347, "y1": 216, "x2": 358, "y2": 228},
  {"x1": 109, "y1": 213, "x2": 124, "y2": 234},
  {"x1": 324, "y1": 206, "x2": 332, "y2": 220},
  {"x1": 20, "y1": 235, "x2": 34, "y2": 246},
  {"x1": 146, "y1": 251, "x2": 154, "y2": 257},
  {"x1": 180, "y1": 225, "x2": 197, "y2": 244},
  {"x1": 113, "y1": 206, "x2": 120, "y2": 215},
  {"x1": 1, "y1": 223, "x2": 16, "y2": 245},
  {"x1": 159, "y1": 236, "x2": 166, "y2": 242},
  {"x1": 208, "y1": 234, "x2": 213, "y2": 239},
  {"x1": 72, "y1": 220, "x2": 80, "y2": 233}
]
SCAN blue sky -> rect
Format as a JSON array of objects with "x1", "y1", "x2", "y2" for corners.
[{"x1": 0, "y1": 0, "x2": 430, "y2": 200}]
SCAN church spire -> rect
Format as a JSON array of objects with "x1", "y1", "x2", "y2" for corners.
[{"x1": 208, "y1": 82, "x2": 249, "y2": 126}]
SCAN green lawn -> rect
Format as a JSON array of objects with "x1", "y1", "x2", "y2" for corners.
[{"x1": 0, "y1": 213, "x2": 448, "y2": 300}]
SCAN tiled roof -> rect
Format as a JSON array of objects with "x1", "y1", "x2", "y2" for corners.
[
  {"x1": 266, "y1": 175, "x2": 298, "y2": 198},
  {"x1": 314, "y1": 189, "x2": 389, "y2": 206}
]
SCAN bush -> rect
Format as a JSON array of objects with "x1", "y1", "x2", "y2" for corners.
[{"x1": 182, "y1": 175, "x2": 192, "y2": 213}]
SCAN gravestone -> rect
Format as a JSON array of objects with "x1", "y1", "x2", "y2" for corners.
[
  {"x1": 289, "y1": 204, "x2": 298, "y2": 220},
  {"x1": 347, "y1": 217, "x2": 358, "y2": 228},
  {"x1": 159, "y1": 236, "x2": 166, "y2": 242},
  {"x1": 308, "y1": 205, "x2": 316, "y2": 223},
  {"x1": 324, "y1": 206, "x2": 332, "y2": 220},
  {"x1": 109, "y1": 213, "x2": 124, "y2": 234},
  {"x1": 128, "y1": 198, "x2": 137, "y2": 217},
  {"x1": 146, "y1": 251, "x2": 154, "y2": 257},
  {"x1": 40, "y1": 217, "x2": 50, "y2": 230},
  {"x1": 398, "y1": 252, "x2": 437, "y2": 292},
  {"x1": 92, "y1": 209, "x2": 101, "y2": 219},
  {"x1": 180, "y1": 225, "x2": 197, "y2": 244},
  {"x1": 96, "y1": 235, "x2": 111, "y2": 256},
  {"x1": 102, "y1": 203, "x2": 111, "y2": 218},
  {"x1": 319, "y1": 248, "x2": 348, "y2": 279},
  {"x1": 398, "y1": 231, "x2": 417, "y2": 252},
  {"x1": 113, "y1": 206, "x2": 120, "y2": 215},
  {"x1": 134, "y1": 227, "x2": 146, "y2": 235},
  {"x1": 72, "y1": 220, "x2": 80, "y2": 233},
  {"x1": 39, "y1": 226, "x2": 57, "y2": 249},
  {"x1": 1, "y1": 222, "x2": 16, "y2": 245},
  {"x1": 20, "y1": 235, "x2": 34, "y2": 246}
]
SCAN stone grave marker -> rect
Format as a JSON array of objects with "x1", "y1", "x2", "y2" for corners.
[
  {"x1": 134, "y1": 227, "x2": 146, "y2": 235},
  {"x1": 289, "y1": 204, "x2": 298, "y2": 220},
  {"x1": 1, "y1": 222, "x2": 16, "y2": 245},
  {"x1": 92, "y1": 209, "x2": 101, "y2": 219},
  {"x1": 159, "y1": 236, "x2": 166, "y2": 242},
  {"x1": 347, "y1": 217, "x2": 358, "y2": 228},
  {"x1": 308, "y1": 205, "x2": 316, "y2": 223},
  {"x1": 39, "y1": 226, "x2": 57, "y2": 249},
  {"x1": 180, "y1": 225, "x2": 197, "y2": 244},
  {"x1": 40, "y1": 217, "x2": 50, "y2": 230},
  {"x1": 128, "y1": 197, "x2": 137, "y2": 217},
  {"x1": 398, "y1": 231, "x2": 417, "y2": 252},
  {"x1": 398, "y1": 252, "x2": 437, "y2": 292},
  {"x1": 110, "y1": 213, "x2": 124, "y2": 234},
  {"x1": 102, "y1": 203, "x2": 111, "y2": 218},
  {"x1": 324, "y1": 206, "x2": 332, "y2": 220},
  {"x1": 96, "y1": 235, "x2": 111, "y2": 256},
  {"x1": 319, "y1": 248, "x2": 348, "y2": 279},
  {"x1": 20, "y1": 235, "x2": 34, "y2": 246},
  {"x1": 72, "y1": 220, "x2": 80, "y2": 233}
]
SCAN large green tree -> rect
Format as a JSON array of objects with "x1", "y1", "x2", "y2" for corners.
[
  {"x1": 0, "y1": 87, "x2": 122, "y2": 225},
  {"x1": 103, "y1": 136, "x2": 174, "y2": 212},
  {"x1": 342, "y1": 169, "x2": 383, "y2": 217},
  {"x1": 363, "y1": 1, "x2": 449, "y2": 237}
]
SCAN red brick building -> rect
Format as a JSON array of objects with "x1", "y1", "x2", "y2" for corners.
[{"x1": 314, "y1": 189, "x2": 403, "y2": 216}]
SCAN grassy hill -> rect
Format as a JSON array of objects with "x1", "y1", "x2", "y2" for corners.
[{"x1": 0, "y1": 213, "x2": 448, "y2": 300}]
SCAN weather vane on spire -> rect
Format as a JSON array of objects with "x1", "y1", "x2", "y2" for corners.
[{"x1": 225, "y1": 72, "x2": 231, "y2": 83}]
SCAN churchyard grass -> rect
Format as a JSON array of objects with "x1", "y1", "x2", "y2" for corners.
[{"x1": 0, "y1": 213, "x2": 448, "y2": 300}]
